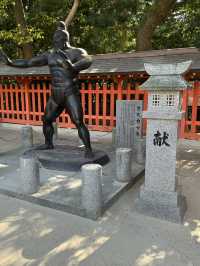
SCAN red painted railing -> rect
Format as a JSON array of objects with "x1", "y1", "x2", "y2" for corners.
[
  {"x1": 180, "y1": 80, "x2": 200, "y2": 140},
  {"x1": 0, "y1": 75, "x2": 147, "y2": 131},
  {"x1": 0, "y1": 75, "x2": 200, "y2": 140}
]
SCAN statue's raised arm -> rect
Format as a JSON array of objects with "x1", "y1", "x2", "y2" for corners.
[{"x1": 0, "y1": 49, "x2": 48, "y2": 68}]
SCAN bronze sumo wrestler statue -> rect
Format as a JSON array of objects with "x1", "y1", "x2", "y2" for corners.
[{"x1": 0, "y1": 21, "x2": 93, "y2": 158}]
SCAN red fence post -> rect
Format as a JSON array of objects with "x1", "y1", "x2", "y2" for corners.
[
  {"x1": 191, "y1": 81, "x2": 198, "y2": 135},
  {"x1": 117, "y1": 76, "x2": 123, "y2": 100},
  {"x1": 88, "y1": 80, "x2": 93, "y2": 125},
  {"x1": 180, "y1": 89, "x2": 187, "y2": 138},
  {"x1": 95, "y1": 80, "x2": 100, "y2": 128},
  {"x1": 15, "y1": 77, "x2": 21, "y2": 122},
  {"x1": 24, "y1": 77, "x2": 31, "y2": 123},
  {"x1": 102, "y1": 80, "x2": 107, "y2": 127},
  {"x1": 0, "y1": 79, "x2": 5, "y2": 119},
  {"x1": 110, "y1": 80, "x2": 115, "y2": 127}
]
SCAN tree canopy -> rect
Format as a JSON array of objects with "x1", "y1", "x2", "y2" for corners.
[{"x1": 0, "y1": 0, "x2": 199, "y2": 58}]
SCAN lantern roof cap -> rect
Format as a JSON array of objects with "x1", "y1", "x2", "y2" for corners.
[
  {"x1": 144, "y1": 61, "x2": 192, "y2": 75},
  {"x1": 140, "y1": 61, "x2": 192, "y2": 91}
]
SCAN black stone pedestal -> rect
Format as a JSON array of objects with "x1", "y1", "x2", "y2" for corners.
[{"x1": 24, "y1": 145, "x2": 110, "y2": 171}]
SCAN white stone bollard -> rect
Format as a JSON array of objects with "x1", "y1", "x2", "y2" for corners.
[
  {"x1": 116, "y1": 148, "x2": 132, "y2": 182},
  {"x1": 81, "y1": 164, "x2": 103, "y2": 219},
  {"x1": 136, "y1": 138, "x2": 145, "y2": 164},
  {"x1": 21, "y1": 126, "x2": 33, "y2": 148},
  {"x1": 20, "y1": 154, "x2": 40, "y2": 194}
]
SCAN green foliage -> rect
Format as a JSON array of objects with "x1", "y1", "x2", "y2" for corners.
[
  {"x1": 153, "y1": 0, "x2": 200, "y2": 49},
  {"x1": 0, "y1": 0, "x2": 199, "y2": 58},
  {"x1": 0, "y1": 0, "x2": 14, "y2": 19},
  {"x1": 0, "y1": 26, "x2": 43, "y2": 45},
  {"x1": 69, "y1": 0, "x2": 138, "y2": 54}
]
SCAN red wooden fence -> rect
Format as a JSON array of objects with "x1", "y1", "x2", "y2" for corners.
[
  {"x1": 0, "y1": 75, "x2": 200, "y2": 140},
  {"x1": 180, "y1": 80, "x2": 200, "y2": 140}
]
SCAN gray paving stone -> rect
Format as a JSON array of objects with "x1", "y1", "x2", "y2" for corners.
[{"x1": 0, "y1": 132, "x2": 144, "y2": 220}]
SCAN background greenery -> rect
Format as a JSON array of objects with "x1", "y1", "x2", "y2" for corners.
[{"x1": 0, "y1": 0, "x2": 199, "y2": 58}]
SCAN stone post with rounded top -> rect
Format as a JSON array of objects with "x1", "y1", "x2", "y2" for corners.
[
  {"x1": 20, "y1": 154, "x2": 40, "y2": 194},
  {"x1": 81, "y1": 164, "x2": 103, "y2": 219},
  {"x1": 116, "y1": 148, "x2": 132, "y2": 182},
  {"x1": 21, "y1": 126, "x2": 33, "y2": 148}
]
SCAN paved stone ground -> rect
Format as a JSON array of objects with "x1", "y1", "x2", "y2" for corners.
[{"x1": 0, "y1": 124, "x2": 200, "y2": 266}]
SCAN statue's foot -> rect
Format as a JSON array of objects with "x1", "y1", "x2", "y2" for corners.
[
  {"x1": 35, "y1": 144, "x2": 54, "y2": 150},
  {"x1": 85, "y1": 149, "x2": 94, "y2": 159}
]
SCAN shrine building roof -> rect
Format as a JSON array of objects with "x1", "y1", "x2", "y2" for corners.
[{"x1": 0, "y1": 47, "x2": 200, "y2": 76}]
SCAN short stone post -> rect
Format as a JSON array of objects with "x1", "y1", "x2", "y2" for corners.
[
  {"x1": 20, "y1": 154, "x2": 40, "y2": 194},
  {"x1": 81, "y1": 164, "x2": 103, "y2": 219},
  {"x1": 116, "y1": 148, "x2": 132, "y2": 182},
  {"x1": 21, "y1": 126, "x2": 33, "y2": 148},
  {"x1": 135, "y1": 61, "x2": 192, "y2": 223},
  {"x1": 136, "y1": 138, "x2": 145, "y2": 164}
]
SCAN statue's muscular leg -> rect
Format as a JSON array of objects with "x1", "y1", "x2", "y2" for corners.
[
  {"x1": 41, "y1": 97, "x2": 64, "y2": 150},
  {"x1": 65, "y1": 94, "x2": 94, "y2": 158}
]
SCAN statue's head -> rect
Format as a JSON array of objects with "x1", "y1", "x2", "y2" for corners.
[{"x1": 53, "y1": 21, "x2": 70, "y2": 49}]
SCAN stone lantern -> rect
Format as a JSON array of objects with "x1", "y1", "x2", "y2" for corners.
[{"x1": 135, "y1": 61, "x2": 192, "y2": 223}]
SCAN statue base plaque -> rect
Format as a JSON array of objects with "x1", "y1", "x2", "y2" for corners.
[{"x1": 24, "y1": 145, "x2": 110, "y2": 171}]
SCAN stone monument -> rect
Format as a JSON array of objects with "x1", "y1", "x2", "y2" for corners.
[
  {"x1": 115, "y1": 100, "x2": 143, "y2": 148},
  {"x1": 135, "y1": 61, "x2": 192, "y2": 223}
]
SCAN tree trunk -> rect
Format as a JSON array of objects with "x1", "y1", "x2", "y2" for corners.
[
  {"x1": 136, "y1": 0, "x2": 176, "y2": 51},
  {"x1": 65, "y1": 0, "x2": 80, "y2": 28},
  {"x1": 15, "y1": 0, "x2": 33, "y2": 59}
]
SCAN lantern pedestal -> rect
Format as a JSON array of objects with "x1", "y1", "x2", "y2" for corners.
[{"x1": 135, "y1": 187, "x2": 187, "y2": 223}]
